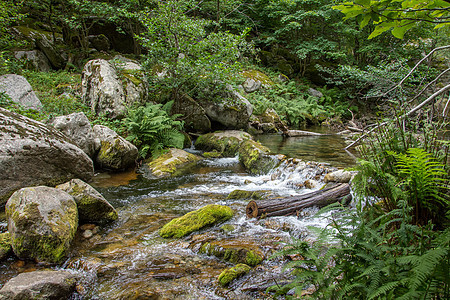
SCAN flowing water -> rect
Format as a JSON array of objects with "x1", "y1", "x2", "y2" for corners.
[{"x1": 0, "y1": 133, "x2": 357, "y2": 299}]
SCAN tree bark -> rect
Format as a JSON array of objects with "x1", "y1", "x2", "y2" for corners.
[{"x1": 246, "y1": 183, "x2": 351, "y2": 218}]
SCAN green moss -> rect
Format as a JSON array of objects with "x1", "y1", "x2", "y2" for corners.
[
  {"x1": 121, "y1": 69, "x2": 144, "y2": 86},
  {"x1": 220, "y1": 224, "x2": 235, "y2": 233},
  {"x1": 226, "y1": 190, "x2": 265, "y2": 200},
  {"x1": 0, "y1": 232, "x2": 11, "y2": 260},
  {"x1": 238, "y1": 140, "x2": 279, "y2": 175},
  {"x1": 202, "y1": 150, "x2": 223, "y2": 158},
  {"x1": 147, "y1": 149, "x2": 201, "y2": 178},
  {"x1": 159, "y1": 204, "x2": 234, "y2": 238},
  {"x1": 218, "y1": 264, "x2": 251, "y2": 287},
  {"x1": 246, "y1": 250, "x2": 264, "y2": 266},
  {"x1": 241, "y1": 70, "x2": 274, "y2": 86},
  {"x1": 195, "y1": 131, "x2": 252, "y2": 157}
]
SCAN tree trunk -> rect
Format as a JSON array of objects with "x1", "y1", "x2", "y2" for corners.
[{"x1": 246, "y1": 183, "x2": 351, "y2": 218}]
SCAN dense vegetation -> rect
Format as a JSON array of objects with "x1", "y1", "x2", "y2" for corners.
[{"x1": 0, "y1": 0, "x2": 449, "y2": 298}]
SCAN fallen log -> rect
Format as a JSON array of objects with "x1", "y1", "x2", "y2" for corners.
[
  {"x1": 246, "y1": 183, "x2": 351, "y2": 218},
  {"x1": 286, "y1": 130, "x2": 323, "y2": 137}
]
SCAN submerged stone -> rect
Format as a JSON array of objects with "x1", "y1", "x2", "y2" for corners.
[
  {"x1": 159, "y1": 204, "x2": 234, "y2": 238},
  {"x1": 198, "y1": 239, "x2": 264, "y2": 266},
  {"x1": 226, "y1": 189, "x2": 270, "y2": 200},
  {"x1": 218, "y1": 264, "x2": 251, "y2": 287}
]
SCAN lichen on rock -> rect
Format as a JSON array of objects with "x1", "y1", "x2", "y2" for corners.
[
  {"x1": 238, "y1": 140, "x2": 284, "y2": 174},
  {"x1": 195, "y1": 130, "x2": 252, "y2": 157},
  {"x1": 142, "y1": 148, "x2": 202, "y2": 178},
  {"x1": 159, "y1": 204, "x2": 234, "y2": 238},
  {"x1": 218, "y1": 264, "x2": 251, "y2": 287}
]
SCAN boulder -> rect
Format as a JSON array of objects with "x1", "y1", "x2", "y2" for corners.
[
  {"x1": 198, "y1": 86, "x2": 253, "y2": 129},
  {"x1": 170, "y1": 94, "x2": 211, "y2": 133},
  {"x1": 47, "y1": 112, "x2": 99, "y2": 158},
  {"x1": 5, "y1": 186, "x2": 78, "y2": 263},
  {"x1": 14, "y1": 50, "x2": 51, "y2": 72},
  {"x1": 159, "y1": 204, "x2": 234, "y2": 238},
  {"x1": 251, "y1": 108, "x2": 284, "y2": 133},
  {"x1": 0, "y1": 74, "x2": 43, "y2": 110},
  {"x1": 88, "y1": 34, "x2": 110, "y2": 51},
  {"x1": 324, "y1": 170, "x2": 353, "y2": 183},
  {"x1": 93, "y1": 125, "x2": 138, "y2": 170},
  {"x1": 218, "y1": 264, "x2": 251, "y2": 287},
  {"x1": 56, "y1": 179, "x2": 118, "y2": 224},
  {"x1": 0, "y1": 270, "x2": 77, "y2": 299},
  {"x1": 0, "y1": 232, "x2": 11, "y2": 261},
  {"x1": 238, "y1": 140, "x2": 283, "y2": 174},
  {"x1": 82, "y1": 58, "x2": 148, "y2": 119},
  {"x1": 0, "y1": 108, "x2": 94, "y2": 206},
  {"x1": 141, "y1": 148, "x2": 202, "y2": 178},
  {"x1": 308, "y1": 88, "x2": 323, "y2": 98},
  {"x1": 242, "y1": 78, "x2": 262, "y2": 93},
  {"x1": 195, "y1": 130, "x2": 253, "y2": 157}
]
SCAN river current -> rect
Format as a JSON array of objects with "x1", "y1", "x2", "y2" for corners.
[{"x1": 0, "y1": 133, "x2": 356, "y2": 299}]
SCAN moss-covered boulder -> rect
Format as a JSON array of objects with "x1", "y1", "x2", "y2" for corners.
[
  {"x1": 238, "y1": 140, "x2": 283, "y2": 174},
  {"x1": 241, "y1": 70, "x2": 274, "y2": 92},
  {"x1": 195, "y1": 131, "x2": 253, "y2": 157},
  {"x1": 159, "y1": 204, "x2": 234, "y2": 238},
  {"x1": 218, "y1": 264, "x2": 251, "y2": 287},
  {"x1": 5, "y1": 186, "x2": 78, "y2": 263},
  {"x1": 0, "y1": 108, "x2": 94, "y2": 206},
  {"x1": 0, "y1": 232, "x2": 11, "y2": 261},
  {"x1": 56, "y1": 179, "x2": 118, "y2": 224},
  {"x1": 141, "y1": 148, "x2": 202, "y2": 178},
  {"x1": 93, "y1": 125, "x2": 138, "y2": 171},
  {"x1": 198, "y1": 239, "x2": 264, "y2": 266},
  {"x1": 226, "y1": 190, "x2": 270, "y2": 200}
]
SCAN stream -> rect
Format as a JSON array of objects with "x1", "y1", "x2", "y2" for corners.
[{"x1": 0, "y1": 133, "x2": 357, "y2": 299}]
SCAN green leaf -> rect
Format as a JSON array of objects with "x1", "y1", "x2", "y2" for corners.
[{"x1": 368, "y1": 25, "x2": 392, "y2": 39}]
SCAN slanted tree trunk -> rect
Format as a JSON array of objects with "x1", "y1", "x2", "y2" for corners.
[{"x1": 246, "y1": 183, "x2": 351, "y2": 218}]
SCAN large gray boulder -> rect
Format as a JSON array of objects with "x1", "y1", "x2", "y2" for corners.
[
  {"x1": 0, "y1": 270, "x2": 77, "y2": 299},
  {"x1": 0, "y1": 108, "x2": 94, "y2": 206},
  {"x1": 93, "y1": 125, "x2": 138, "y2": 170},
  {"x1": 198, "y1": 86, "x2": 253, "y2": 129},
  {"x1": 141, "y1": 148, "x2": 202, "y2": 178},
  {"x1": 47, "y1": 112, "x2": 99, "y2": 158},
  {"x1": 0, "y1": 74, "x2": 43, "y2": 110},
  {"x1": 14, "y1": 50, "x2": 52, "y2": 72},
  {"x1": 195, "y1": 130, "x2": 253, "y2": 157},
  {"x1": 56, "y1": 179, "x2": 118, "y2": 224},
  {"x1": 5, "y1": 186, "x2": 78, "y2": 263},
  {"x1": 82, "y1": 58, "x2": 148, "y2": 119},
  {"x1": 171, "y1": 94, "x2": 211, "y2": 133}
]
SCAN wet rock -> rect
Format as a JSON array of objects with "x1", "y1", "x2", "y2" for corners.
[
  {"x1": 48, "y1": 112, "x2": 99, "y2": 158},
  {"x1": 82, "y1": 58, "x2": 147, "y2": 118},
  {"x1": 304, "y1": 179, "x2": 319, "y2": 189},
  {"x1": 0, "y1": 270, "x2": 77, "y2": 299},
  {"x1": 198, "y1": 239, "x2": 264, "y2": 266},
  {"x1": 82, "y1": 229, "x2": 93, "y2": 239},
  {"x1": 5, "y1": 186, "x2": 78, "y2": 263},
  {"x1": 238, "y1": 140, "x2": 283, "y2": 174},
  {"x1": 218, "y1": 264, "x2": 251, "y2": 287},
  {"x1": 324, "y1": 170, "x2": 353, "y2": 183},
  {"x1": 14, "y1": 50, "x2": 51, "y2": 72},
  {"x1": 56, "y1": 179, "x2": 118, "y2": 224},
  {"x1": 159, "y1": 204, "x2": 234, "y2": 238},
  {"x1": 0, "y1": 232, "x2": 11, "y2": 261},
  {"x1": 0, "y1": 108, "x2": 94, "y2": 206},
  {"x1": 93, "y1": 125, "x2": 138, "y2": 170},
  {"x1": 141, "y1": 148, "x2": 202, "y2": 178},
  {"x1": 198, "y1": 85, "x2": 253, "y2": 129},
  {"x1": 195, "y1": 130, "x2": 253, "y2": 157},
  {"x1": 0, "y1": 74, "x2": 43, "y2": 110},
  {"x1": 170, "y1": 94, "x2": 211, "y2": 133}
]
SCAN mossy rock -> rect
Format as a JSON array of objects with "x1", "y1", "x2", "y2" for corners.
[
  {"x1": 195, "y1": 131, "x2": 252, "y2": 157},
  {"x1": 238, "y1": 140, "x2": 282, "y2": 174},
  {"x1": 199, "y1": 239, "x2": 264, "y2": 266},
  {"x1": 143, "y1": 148, "x2": 202, "y2": 178},
  {"x1": 0, "y1": 232, "x2": 11, "y2": 261},
  {"x1": 241, "y1": 70, "x2": 274, "y2": 87},
  {"x1": 159, "y1": 204, "x2": 234, "y2": 238},
  {"x1": 218, "y1": 264, "x2": 251, "y2": 287},
  {"x1": 56, "y1": 179, "x2": 118, "y2": 224}
]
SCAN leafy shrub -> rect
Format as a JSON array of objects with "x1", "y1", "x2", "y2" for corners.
[{"x1": 124, "y1": 102, "x2": 185, "y2": 158}]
